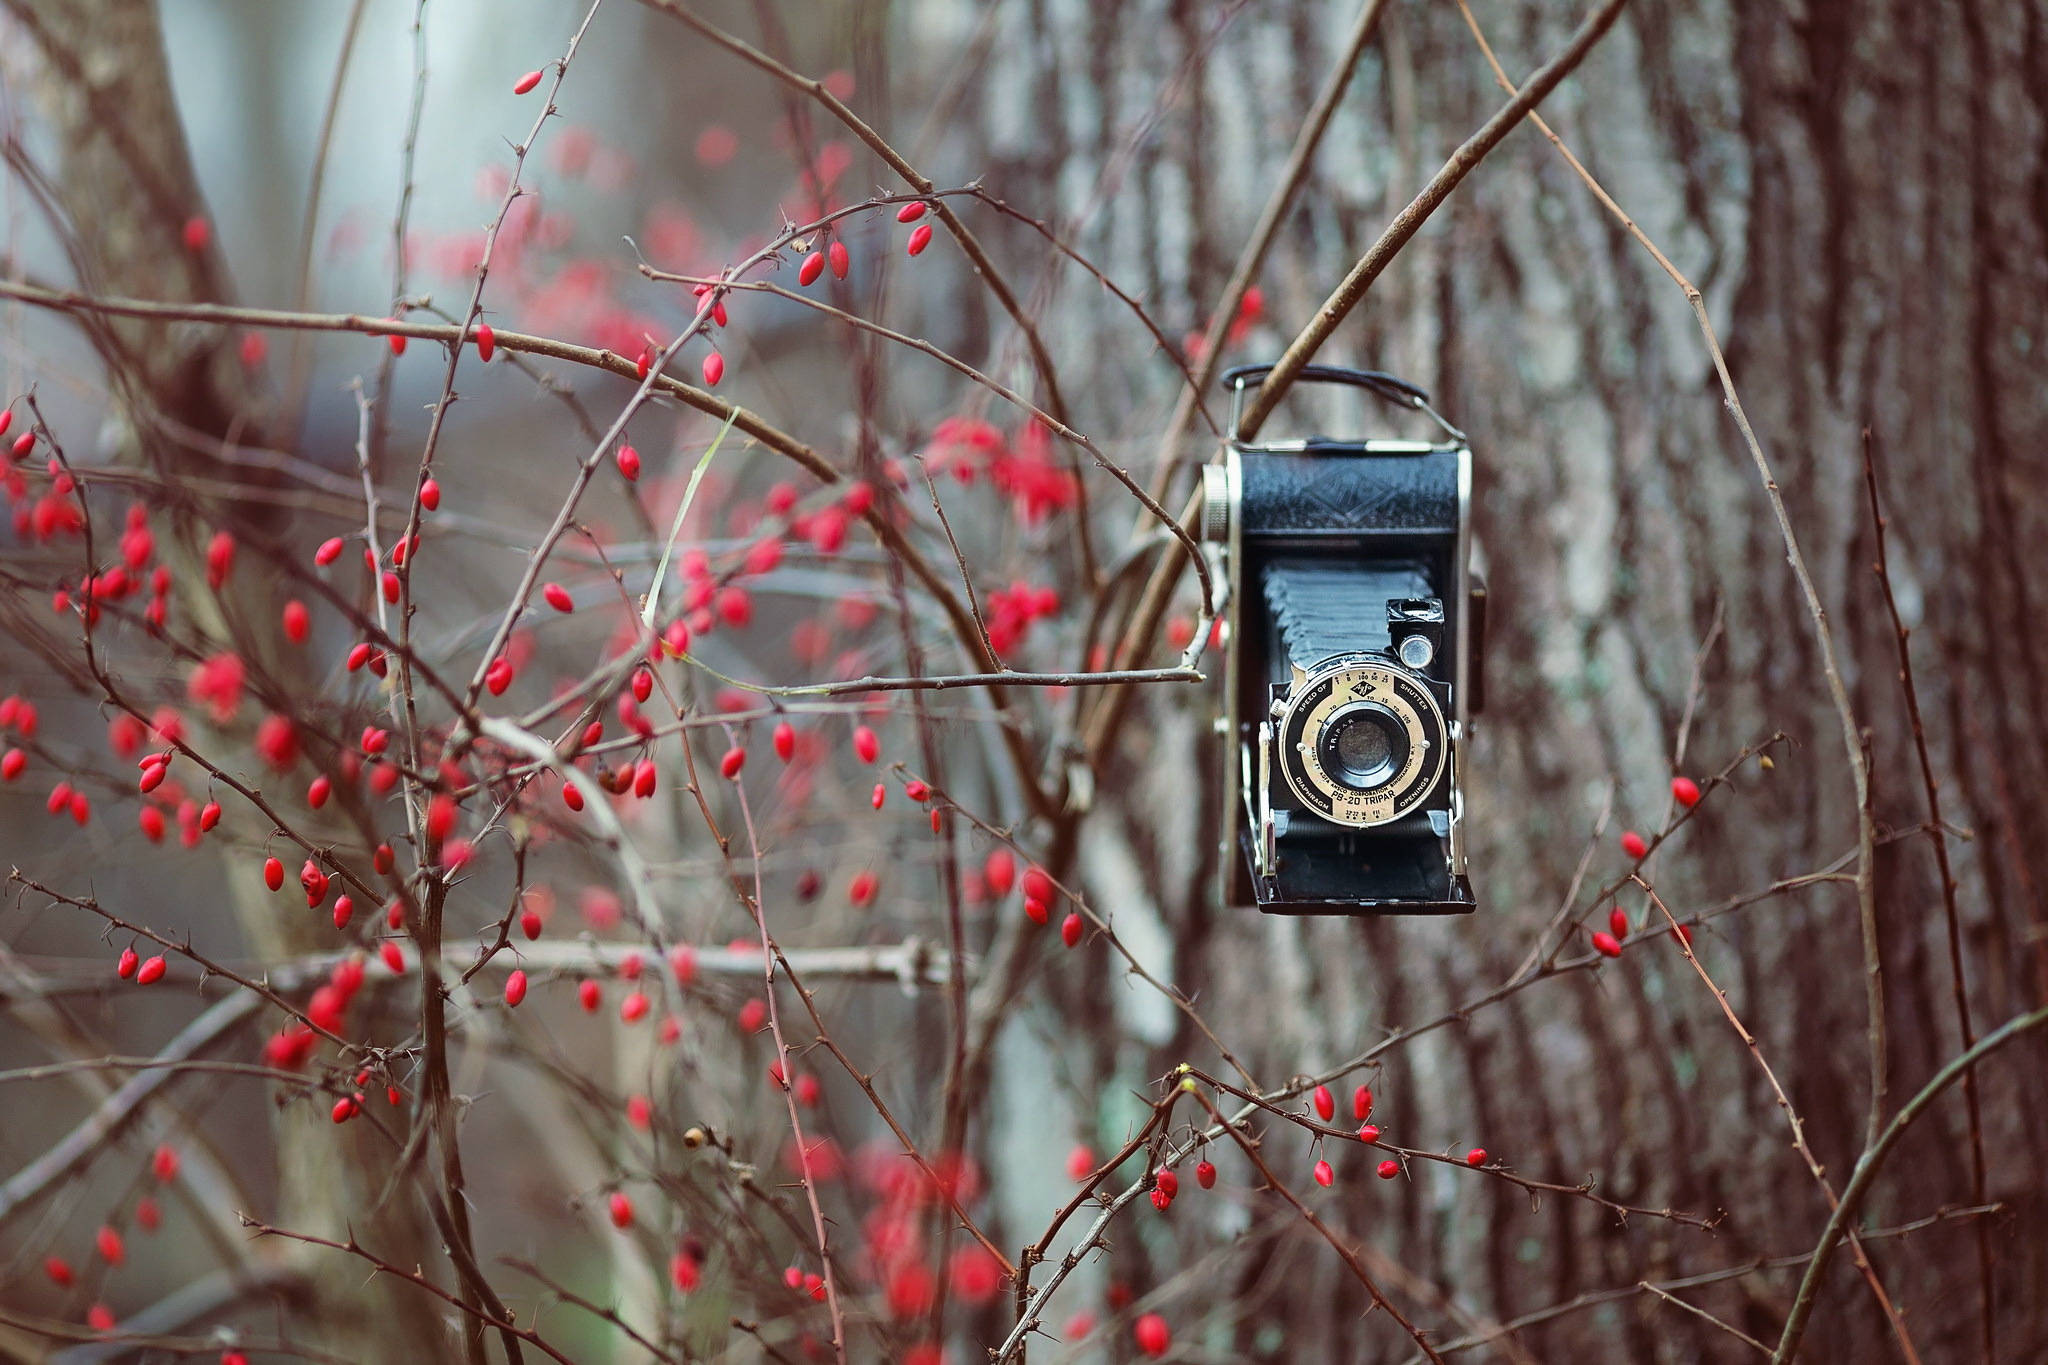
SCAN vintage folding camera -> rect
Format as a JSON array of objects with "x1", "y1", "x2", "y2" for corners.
[{"x1": 1201, "y1": 364, "x2": 1483, "y2": 914}]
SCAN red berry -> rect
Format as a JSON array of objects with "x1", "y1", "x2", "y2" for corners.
[
  {"x1": 44, "y1": 1254, "x2": 74, "y2": 1286},
  {"x1": 579, "y1": 979, "x2": 601, "y2": 1012},
  {"x1": 608, "y1": 1191, "x2": 634, "y2": 1228},
  {"x1": 721, "y1": 746, "x2": 746, "y2": 779},
  {"x1": 1133, "y1": 1313, "x2": 1170, "y2": 1357},
  {"x1": 853, "y1": 725, "x2": 880, "y2": 763},
  {"x1": 1353, "y1": 1085, "x2": 1373, "y2": 1121},
  {"x1": 1195, "y1": 1160, "x2": 1216, "y2": 1189},
  {"x1": 420, "y1": 478, "x2": 441, "y2": 511},
  {"x1": 985, "y1": 849, "x2": 1016, "y2": 896},
  {"x1": 633, "y1": 759, "x2": 657, "y2": 798},
  {"x1": 96, "y1": 1225, "x2": 125, "y2": 1265},
  {"x1": 1609, "y1": 906, "x2": 1629, "y2": 938},
  {"x1": 1060, "y1": 912, "x2": 1082, "y2": 948},
  {"x1": 1466, "y1": 1148, "x2": 1487, "y2": 1166},
  {"x1": 1377, "y1": 1158, "x2": 1400, "y2": 1180},
  {"x1": 896, "y1": 200, "x2": 928, "y2": 223},
  {"x1": 849, "y1": 870, "x2": 879, "y2": 906},
  {"x1": 426, "y1": 793, "x2": 457, "y2": 844},
  {"x1": 1155, "y1": 1169, "x2": 1178, "y2": 1198},
  {"x1": 315, "y1": 537, "x2": 344, "y2": 566},
  {"x1": 0, "y1": 749, "x2": 23, "y2": 781},
  {"x1": 1023, "y1": 896, "x2": 1049, "y2": 924},
  {"x1": 332, "y1": 896, "x2": 354, "y2": 929},
  {"x1": 513, "y1": 69, "x2": 543, "y2": 94},
  {"x1": 798, "y1": 250, "x2": 825, "y2": 286},
  {"x1": 282, "y1": 599, "x2": 310, "y2": 643},
  {"x1": 474, "y1": 323, "x2": 495, "y2": 363},
  {"x1": 504, "y1": 970, "x2": 527, "y2": 1006},
  {"x1": 388, "y1": 331, "x2": 407, "y2": 356},
  {"x1": 151, "y1": 1144, "x2": 179, "y2": 1182},
  {"x1": 137, "y1": 955, "x2": 166, "y2": 984},
  {"x1": 1312, "y1": 1084, "x2": 1335, "y2": 1121},
  {"x1": 871, "y1": 782, "x2": 886, "y2": 810},
  {"x1": 1673, "y1": 923, "x2": 1695, "y2": 947},
  {"x1": 1621, "y1": 830, "x2": 1648, "y2": 860},
  {"x1": 636, "y1": 345, "x2": 654, "y2": 380},
  {"x1": 702, "y1": 352, "x2": 724, "y2": 386},
  {"x1": 118, "y1": 947, "x2": 139, "y2": 978},
  {"x1": 543, "y1": 582, "x2": 574, "y2": 613},
  {"x1": 828, "y1": 239, "x2": 850, "y2": 279},
  {"x1": 307, "y1": 774, "x2": 331, "y2": 808},
  {"x1": 773, "y1": 720, "x2": 796, "y2": 762},
  {"x1": 620, "y1": 991, "x2": 649, "y2": 1023},
  {"x1": 1314, "y1": 1159, "x2": 1334, "y2": 1187},
  {"x1": 205, "y1": 530, "x2": 236, "y2": 588},
  {"x1": 562, "y1": 781, "x2": 584, "y2": 811},
  {"x1": 380, "y1": 941, "x2": 405, "y2": 973},
  {"x1": 1591, "y1": 930, "x2": 1623, "y2": 958},
  {"x1": 181, "y1": 215, "x2": 210, "y2": 251},
  {"x1": 616, "y1": 443, "x2": 641, "y2": 481},
  {"x1": 906, "y1": 223, "x2": 933, "y2": 256},
  {"x1": 1672, "y1": 775, "x2": 1701, "y2": 807},
  {"x1": 1150, "y1": 1188, "x2": 1172, "y2": 1212},
  {"x1": 521, "y1": 909, "x2": 544, "y2": 940}
]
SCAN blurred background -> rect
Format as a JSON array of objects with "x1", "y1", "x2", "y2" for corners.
[{"x1": 2, "y1": 0, "x2": 2045, "y2": 1361}]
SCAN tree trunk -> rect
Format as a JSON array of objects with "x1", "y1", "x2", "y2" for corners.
[
  {"x1": 955, "y1": 0, "x2": 2048, "y2": 1358},
  {"x1": 10, "y1": 3, "x2": 457, "y2": 1358}
]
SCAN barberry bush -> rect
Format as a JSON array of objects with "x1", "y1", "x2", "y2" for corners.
[{"x1": 3, "y1": 3, "x2": 2046, "y2": 1364}]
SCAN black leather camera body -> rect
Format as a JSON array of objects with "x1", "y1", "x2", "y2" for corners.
[{"x1": 1202, "y1": 365, "x2": 1483, "y2": 915}]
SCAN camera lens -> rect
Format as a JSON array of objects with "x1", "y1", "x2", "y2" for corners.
[
  {"x1": 1337, "y1": 717, "x2": 1391, "y2": 772},
  {"x1": 1318, "y1": 704, "x2": 1405, "y2": 792}
]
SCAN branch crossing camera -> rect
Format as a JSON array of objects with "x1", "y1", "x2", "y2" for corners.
[{"x1": 1203, "y1": 365, "x2": 1484, "y2": 915}]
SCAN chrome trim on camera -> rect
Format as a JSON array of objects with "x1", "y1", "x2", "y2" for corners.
[{"x1": 1450, "y1": 441, "x2": 1472, "y2": 876}]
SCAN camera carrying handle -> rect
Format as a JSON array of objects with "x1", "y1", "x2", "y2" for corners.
[{"x1": 1221, "y1": 363, "x2": 1465, "y2": 448}]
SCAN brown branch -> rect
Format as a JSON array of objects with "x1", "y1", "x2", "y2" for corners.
[
  {"x1": 631, "y1": 0, "x2": 1074, "y2": 430},
  {"x1": 1863, "y1": 425, "x2": 1992, "y2": 1363},
  {"x1": 1405, "y1": 1205, "x2": 2000, "y2": 1361},
  {"x1": 1637, "y1": 881, "x2": 1918, "y2": 1361},
  {"x1": 240, "y1": 1216, "x2": 577, "y2": 1365},
  {"x1": 1773, "y1": 1007, "x2": 2048, "y2": 1362},
  {"x1": 1236, "y1": 0, "x2": 1632, "y2": 437},
  {"x1": 1184, "y1": 1085, "x2": 1448, "y2": 1364},
  {"x1": 1141, "y1": 0, "x2": 1393, "y2": 491}
]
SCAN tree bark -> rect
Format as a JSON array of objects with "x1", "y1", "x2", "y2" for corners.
[{"x1": 957, "y1": 0, "x2": 2048, "y2": 1358}]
